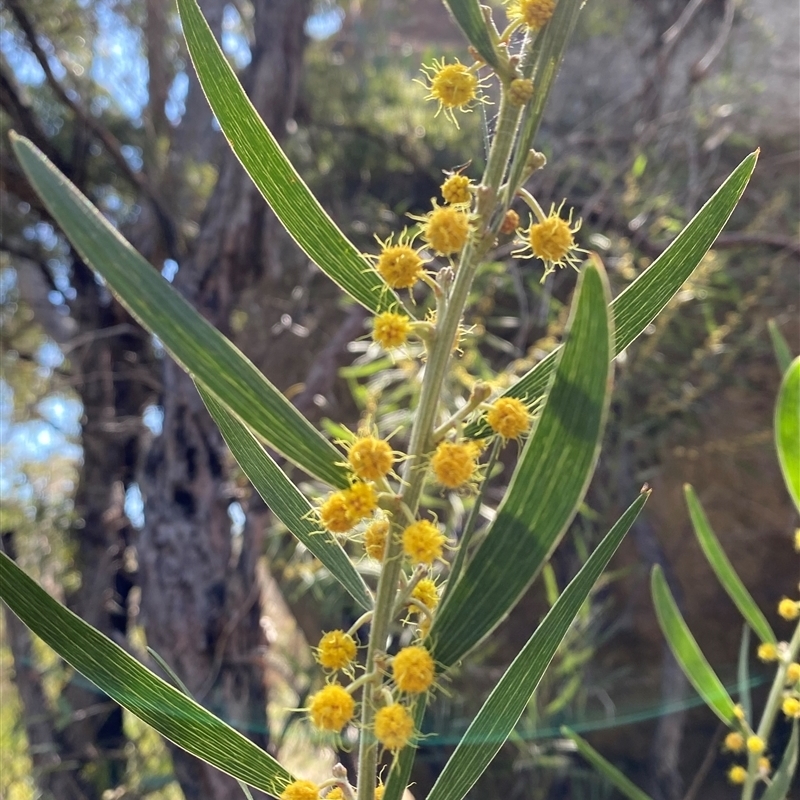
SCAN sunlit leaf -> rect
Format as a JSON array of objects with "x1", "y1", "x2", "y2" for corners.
[
  {"x1": 441, "y1": 0, "x2": 501, "y2": 72},
  {"x1": 0, "y1": 553, "x2": 292, "y2": 796},
  {"x1": 775, "y1": 357, "x2": 800, "y2": 512},
  {"x1": 651, "y1": 565, "x2": 737, "y2": 724},
  {"x1": 10, "y1": 133, "x2": 349, "y2": 489}
]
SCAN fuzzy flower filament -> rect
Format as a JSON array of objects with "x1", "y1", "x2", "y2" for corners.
[
  {"x1": 374, "y1": 703, "x2": 415, "y2": 751},
  {"x1": 373, "y1": 311, "x2": 411, "y2": 350},
  {"x1": 348, "y1": 436, "x2": 394, "y2": 482},
  {"x1": 392, "y1": 645, "x2": 436, "y2": 694},
  {"x1": 402, "y1": 519, "x2": 446, "y2": 565},
  {"x1": 431, "y1": 440, "x2": 478, "y2": 489},
  {"x1": 486, "y1": 396, "x2": 531, "y2": 440},
  {"x1": 316, "y1": 630, "x2": 357, "y2": 672},
  {"x1": 280, "y1": 779, "x2": 319, "y2": 800},
  {"x1": 308, "y1": 684, "x2": 355, "y2": 732},
  {"x1": 374, "y1": 233, "x2": 427, "y2": 289},
  {"x1": 419, "y1": 58, "x2": 486, "y2": 125},
  {"x1": 364, "y1": 519, "x2": 390, "y2": 561}
]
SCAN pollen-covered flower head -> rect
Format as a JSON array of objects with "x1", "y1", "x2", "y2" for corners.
[
  {"x1": 500, "y1": 209, "x2": 520, "y2": 235},
  {"x1": 782, "y1": 696, "x2": 800, "y2": 719},
  {"x1": 410, "y1": 577, "x2": 439, "y2": 613},
  {"x1": 507, "y1": 77, "x2": 534, "y2": 107},
  {"x1": 441, "y1": 173, "x2": 472, "y2": 206},
  {"x1": 373, "y1": 231, "x2": 427, "y2": 289},
  {"x1": 348, "y1": 436, "x2": 394, "y2": 482},
  {"x1": 308, "y1": 683, "x2": 355, "y2": 732},
  {"x1": 786, "y1": 662, "x2": 800, "y2": 685},
  {"x1": 746, "y1": 735, "x2": 765, "y2": 755},
  {"x1": 373, "y1": 311, "x2": 411, "y2": 350},
  {"x1": 326, "y1": 790, "x2": 344, "y2": 800},
  {"x1": 410, "y1": 201, "x2": 472, "y2": 257},
  {"x1": 778, "y1": 597, "x2": 800, "y2": 620},
  {"x1": 505, "y1": 0, "x2": 556, "y2": 30},
  {"x1": 419, "y1": 58, "x2": 487, "y2": 125},
  {"x1": 402, "y1": 519, "x2": 446, "y2": 565},
  {"x1": 319, "y1": 491, "x2": 355, "y2": 534},
  {"x1": 758, "y1": 642, "x2": 779, "y2": 662},
  {"x1": 723, "y1": 731, "x2": 745, "y2": 752},
  {"x1": 364, "y1": 519, "x2": 390, "y2": 561},
  {"x1": 516, "y1": 201, "x2": 582, "y2": 277},
  {"x1": 280, "y1": 779, "x2": 319, "y2": 800},
  {"x1": 727, "y1": 766, "x2": 747, "y2": 785},
  {"x1": 431, "y1": 440, "x2": 478, "y2": 489},
  {"x1": 486, "y1": 396, "x2": 531, "y2": 440},
  {"x1": 343, "y1": 481, "x2": 378, "y2": 522},
  {"x1": 374, "y1": 702, "x2": 415, "y2": 751},
  {"x1": 392, "y1": 645, "x2": 435, "y2": 694},
  {"x1": 316, "y1": 630, "x2": 357, "y2": 672}
]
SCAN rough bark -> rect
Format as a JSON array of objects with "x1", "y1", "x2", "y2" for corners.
[{"x1": 137, "y1": 2, "x2": 312, "y2": 798}]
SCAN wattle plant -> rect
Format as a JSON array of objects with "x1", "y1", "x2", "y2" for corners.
[{"x1": 5, "y1": 1, "x2": 790, "y2": 799}]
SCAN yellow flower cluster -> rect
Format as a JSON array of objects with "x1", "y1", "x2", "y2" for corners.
[
  {"x1": 441, "y1": 174, "x2": 472, "y2": 206},
  {"x1": 348, "y1": 436, "x2": 394, "y2": 482},
  {"x1": 281, "y1": 780, "x2": 319, "y2": 800},
  {"x1": 374, "y1": 702, "x2": 415, "y2": 751},
  {"x1": 431, "y1": 440, "x2": 478, "y2": 489},
  {"x1": 308, "y1": 683, "x2": 355, "y2": 732},
  {"x1": 402, "y1": 519, "x2": 447, "y2": 565},
  {"x1": 486, "y1": 396, "x2": 531, "y2": 441},
  {"x1": 392, "y1": 646, "x2": 435, "y2": 694},
  {"x1": 316, "y1": 630, "x2": 357, "y2": 672},
  {"x1": 505, "y1": 0, "x2": 556, "y2": 31}
]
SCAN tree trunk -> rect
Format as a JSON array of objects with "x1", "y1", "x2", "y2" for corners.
[{"x1": 137, "y1": 2, "x2": 312, "y2": 797}]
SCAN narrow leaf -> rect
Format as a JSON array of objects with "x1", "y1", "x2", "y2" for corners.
[
  {"x1": 466, "y1": 152, "x2": 759, "y2": 439},
  {"x1": 441, "y1": 0, "x2": 501, "y2": 72},
  {"x1": 684, "y1": 484, "x2": 775, "y2": 643},
  {"x1": 768, "y1": 320, "x2": 793, "y2": 375},
  {"x1": 178, "y1": 0, "x2": 394, "y2": 314},
  {"x1": 199, "y1": 386, "x2": 372, "y2": 611},
  {"x1": 0, "y1": 553, "x2": 293, "y2": 796},
  {"x1": 562, "y1": 727, "x2": 654, "y2": 800},
  {"x1": 432, "y1": 259, "x2": 614, "y2": 668},
  {"x1": 651, "y1": 565, "x2": 737, "y2": 724},
  {"x1": 10, "y1": 133, "x2": 349, "y2": 490},
  {"x1": 761, "y1": 720, "x2": 798, "y2": 800},
  {"x1": 775, "y1": 357, "x2": 800, "y2": 512},
  {"x1": 425, "y1": 495, "x2": 646, "y2": 800}
]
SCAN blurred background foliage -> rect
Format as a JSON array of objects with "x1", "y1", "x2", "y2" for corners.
[{"x1": 1, "y1": 0, "x2": 798, "y2": 799}]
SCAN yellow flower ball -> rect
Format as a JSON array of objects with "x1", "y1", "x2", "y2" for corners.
[
  {"x1": 500, "y1": 208, "x2": 520, "y2": 235},
  {"x1": 746, "y1": 735, "x2": 765, "y2": 755},
  {"x1": 376, "y1": 238, "x2": 426, "y2": 289},
  {"x1": 348, "y1": 436, "x2": 394, "y2": 482},
  {"x1": 727, "y1": 765, "x2": 747, "y2": 785},
  {"x1": 786, "y1": 662, "x2": 800, "y2": 685},
  {"x1": 431, "y1": 440, "x2": 477, "y2": 489},
  {"x1": 281, "y1": 779, "x2": 319, "y2": 800},
  {"x1": 529, "y1": 214, "x2": 576, "y2": 263},
  {"x1": 392, "y1": 645, "x2": 435, "y2": 694},
  {"x1": 343, "y1": 481, "x2": 378, "y2": 522},
  {"x1": 316, "y1": 630, "x2": 357, "y2": 672},
  {"x1": 486, "y1": 396, "x2": 531, "y2": 440},
  {"x1": 373, "y1": 311, "x2": 411, "y2": 350},
  {"x1": 782, "y1": 696, "x2": 800, "y2": 719},
  {"x1": 410, "y1": 578, "x2": 439, "y2": 613},
  {"x1": 402, "y1": 519, "x2": 446, "y2": 565},
  {"x1": 374, "y1": 786, "x2": 385, "y2": 800},
  {"x1": 506, "y1": 0, "x2": 556, "y2": 30},
  {"x1": 733, "y1": 703, "x2": 746, "y2": 721},
  {"x1": 778, "y1": 597, "x2": 800, "y2": 621},
  {"x1": 758, "y1": 642, "x2": 779, "y2": 662},
  {"x1": 723, "y1": 731, "x2": 745, "y2": 752},
  {"x1": 417, "y1": 204, "x2": 471, "y2": 256},
  {"x1": 319, "y1": 492, "x2": 355, "y2": 534},
  {"x1": 441, "y1": 174, "x2": 472, "y2": 205},
  {"x1": 374, "y1": 703, "x2": 415, "y2": 751},
  {"x1": 507, "y1": 77, "x2": 534, "y2": 106},
  {"x1": 308, "y1": 684, "x2": 355, "y2": 732},
  {"x1": 326, "y1": 790, "x2": 343, "y2": 800},
  {"x1": 420, "y1": 58, "x2": 481, "y2": 124},
  {"x1": 364, "y1": 519, "x2": 390, "y2": 561},
  {"x1": 758, "y1": 756, "x2": 771, "y2": 775}
]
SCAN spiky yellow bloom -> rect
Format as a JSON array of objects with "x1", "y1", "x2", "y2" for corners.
[
  {"x1": 343, "y1": 481, "x2": 378, "y2": 522},
  {"x1": 778, "y1": 597, "x2": 800, "y2": 620},
  {"x1": 419, "y1": 58, "x2": 486, "y2": 125},
  {"x1": 348, "y1": 436, "x2": 394, "y2": 482},
  {"x1": 374, "y1": 703, "x2": 415, "y2": 751},
  {"x1": 374, "y1": 233, "x2": 427, "y2": 289},
  {"x1": 786, "y1": 662, "x2": 800, "y2": 684},
  {"x1": 326, "y1": 789, "x2": 344, "y2": 800},
  {"x1": 746, "y1": 735, "x2": 765, "y2": 755},
  {"x1": 782, "y1": 696, "x2": 800, "y2": 718},
  {"x1": 505, "y1": 0, "x2": 556, "y2": 30},
  {"x1": 308, "y1": 684, "x2": 355, "y2": 732},
  {"x1": 728, "y1": 765, "x2": 747, "y2": 785},
  {"x1": 281, "y1": 779, "x2": 319, "y2": 800},
  {"x1": 411, "y1": 202, "x2": 471, "y2": 256},
  {"x1": 374, "y1": 786, "x2": 385, "y2": 800},
  {"x1": 431, "y1": 440, "x2": 478, "y2": 489},
  {"x1": 393, "y1": 645, "x2": 435, "y2": 694},
  {"x1": 507, "y1": 77, "x2": 534, "y2": 106},
  {"x1": 486, "y1": 396, "x2": 531, "y2": 440},
  {"x1": 364, "y1": 519, "x2": 390, "y2": 561},
  {"x1": 441, "y1": 174, "x2": 472, "y2": 205},
  {"x1": 723, "y1": 731, "x2": 745, "y2": 752},
  {"x1": 410, "y1": 577, "x2": 440, "y2": 612},
  {"x1": 319, "y1": 491, "x2": 355, "y2": 533},
  {"x1": 516, "y1": 203, "x2": 582, "y2": 277},
  {"x1": 758, "y1": 642, "x2": 779, "y2": 662},
  {"x1": 402, "y1": 519, "x2": 446, "y2": 565},
  {"x1": 316, "y1": 630, "x2": 357, "y2": 671},
  {"x1": 373, "y1": 311, "x2": 411, "y2": 350},
  {"x1": 500, "y1": 208, "x2": 520, "y2": 235}
]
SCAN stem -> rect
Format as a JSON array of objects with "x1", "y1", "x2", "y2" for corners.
[
  {"x1": 741, "y1": 621, "x2": 800, "y2": 800},
  {"x1": 443, "y1": 436, "x2": 502, "y2": 602},
  {"x1": 354, "y1": 89, "x2": 522, "y2": 800}
]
